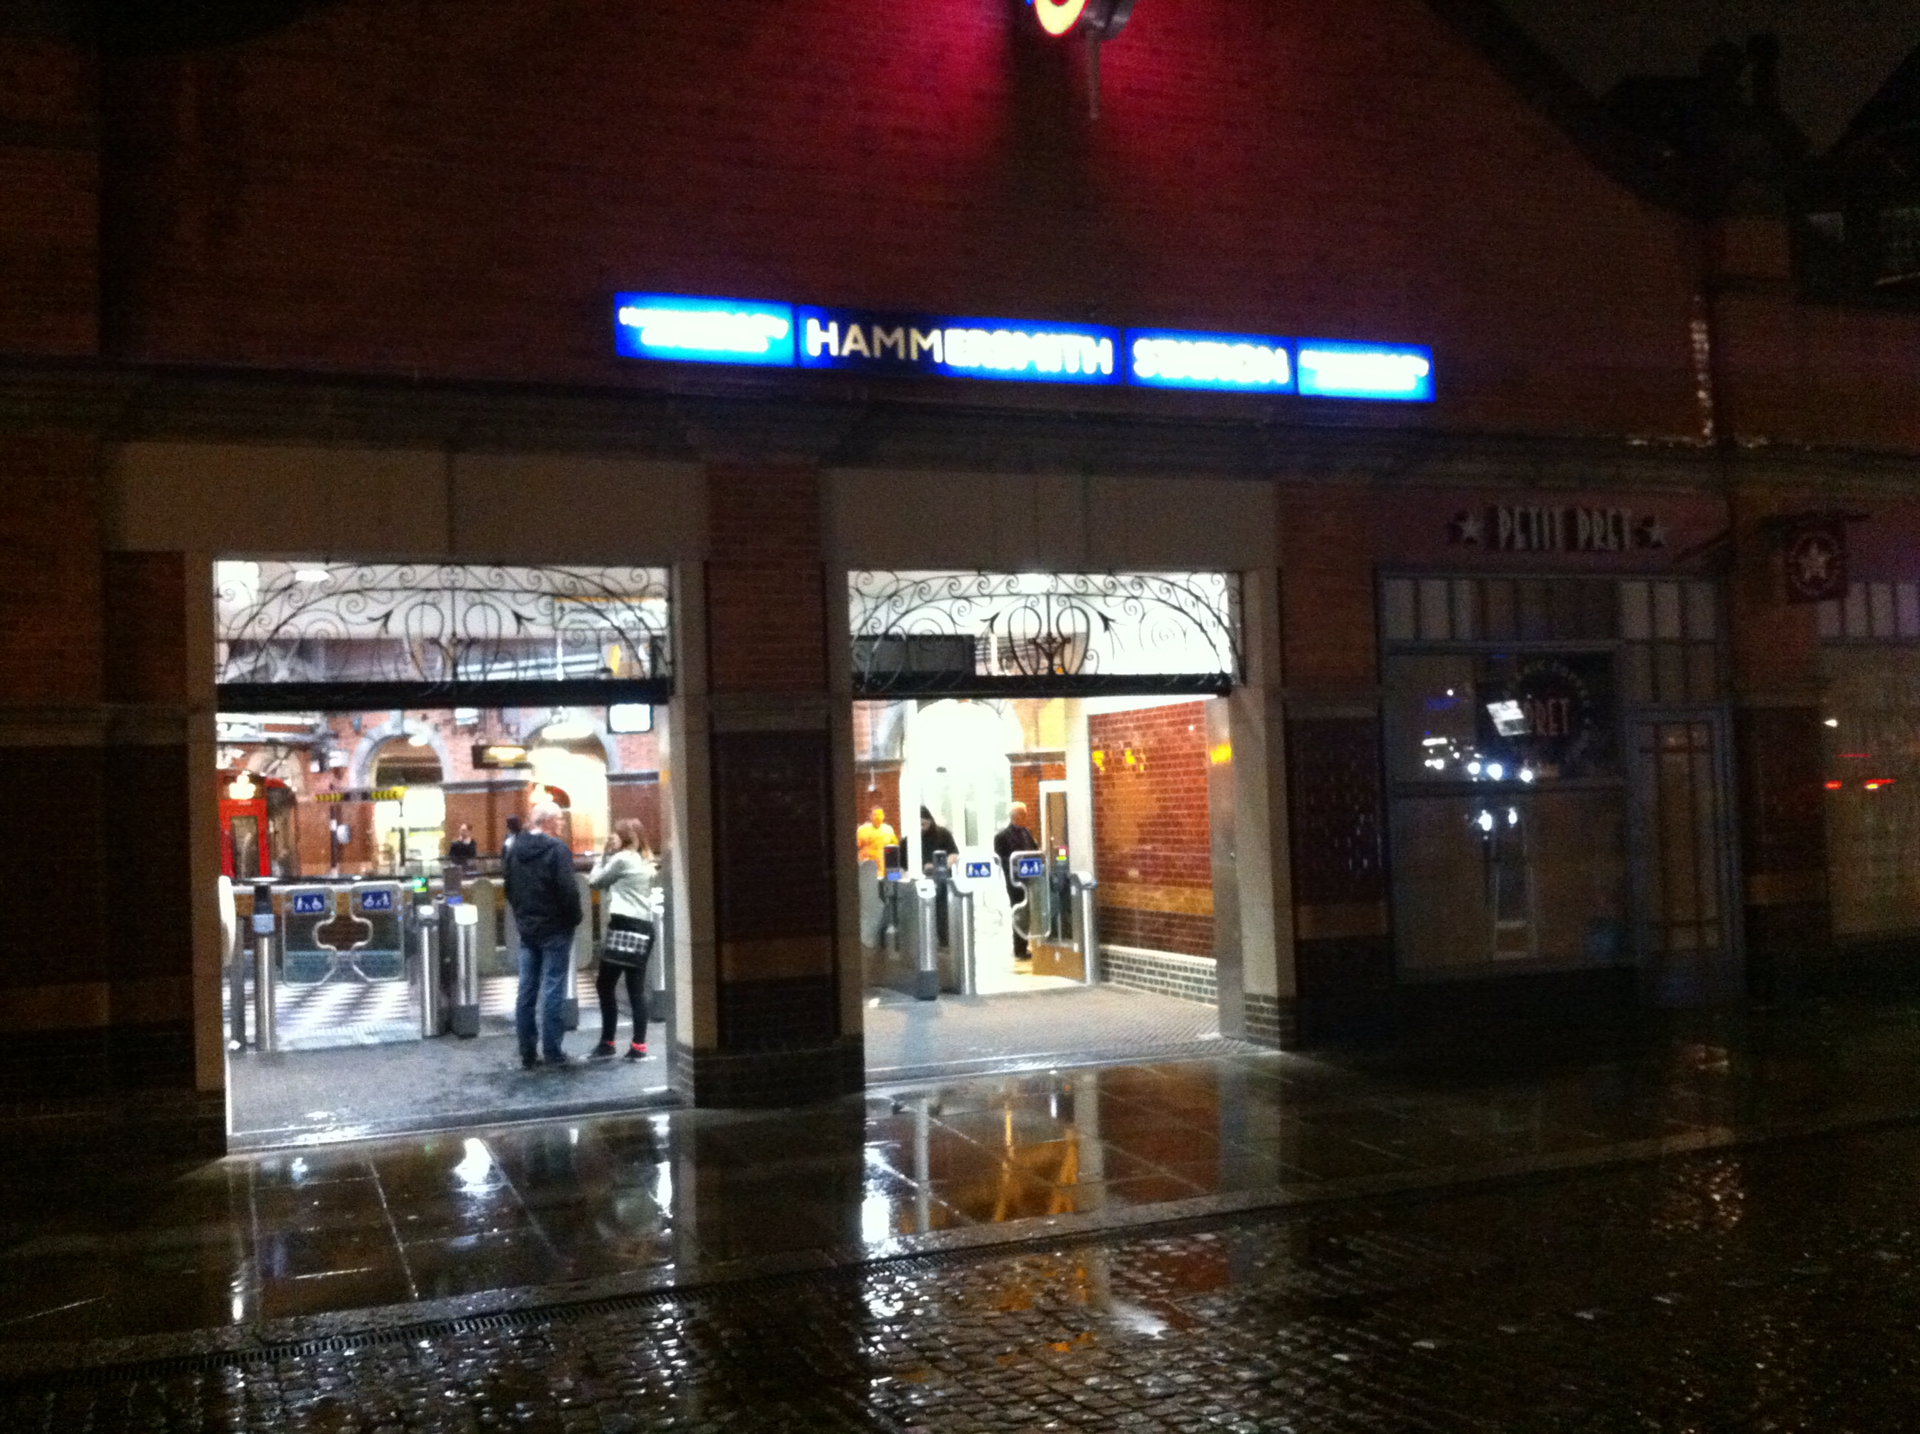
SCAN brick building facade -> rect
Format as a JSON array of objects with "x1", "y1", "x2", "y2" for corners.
[{"x1": 2, "y1": 0, "x2": 1918, "y2": 1149}]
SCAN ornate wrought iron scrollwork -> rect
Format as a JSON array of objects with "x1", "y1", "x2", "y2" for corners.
[
  {"x1": 215, "y1": 562, "x2": 671, "y2": 704},
  {"x1": 849, "y1": 570, "x2": 1240, "y2": 696}
]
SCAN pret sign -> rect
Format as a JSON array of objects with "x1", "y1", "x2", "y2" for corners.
[{"x1": 1451, "y1": 505, "x2": 1668, "y2": 554}]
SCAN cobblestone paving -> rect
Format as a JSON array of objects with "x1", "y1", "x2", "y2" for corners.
[{"x1": 9, "y1": 1122, "x2": 1916, "y2": 1431}]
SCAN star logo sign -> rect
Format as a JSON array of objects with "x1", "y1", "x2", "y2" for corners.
[
  {"x1": 1784, "y1": 525, "x2": 1846, "y2": 603},
  {"x1": 1450, "y1": 510, "x2": 1484, "y2": 546}
]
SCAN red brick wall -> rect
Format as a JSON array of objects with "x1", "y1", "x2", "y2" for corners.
[
  {"x1": 94, "y1": 0, "x2": 1696, "y2": 436},
  {"x1": 103, "y1": 552, "x2": 186, "y2": 704},
  {"x1": 0, "y1": 431, "x2": 103, "y2": 703},
  {"x1": 1089, "y1": 701, "x2": 1213, "y2": 958},
  {"x1": 705, "y1": 463, "x2": 825, "y2": 697},
  {"x1": 1010, "y1": 759, "x2": 1065, "y2": 830},
  {"x1": 0, "y1": 36, "x2": 97, "y2": 356},
  {"x1": 1279, "y1": 488, "x2": 1380, "y2": 696},
  {"x1": 607, "y1": 777, "x2": 663, "y2": 854}
]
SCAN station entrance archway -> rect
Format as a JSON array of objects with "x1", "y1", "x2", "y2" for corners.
[
  {"x1": 212, "y1": 560, "x2": 675, "y2": 1148},
  {"x1": 844, "y1": 570, "x2": 1274, "y2": 1083}
]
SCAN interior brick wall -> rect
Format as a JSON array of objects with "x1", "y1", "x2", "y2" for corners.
[
  {"x1": 1010, "y1": 759, "x2": 1065, "y2": 829},
  {"x1": 1088, "y1": 701, "x2": 1213, "y2": 959}
]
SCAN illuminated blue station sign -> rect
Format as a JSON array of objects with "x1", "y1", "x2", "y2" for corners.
[{"x1": 613, "y1": 294, "x2": 1432, "y2": 402}]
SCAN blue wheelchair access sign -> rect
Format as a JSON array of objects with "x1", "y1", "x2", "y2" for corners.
[
  {"x1": 964, "y1": 860, "x2": 994, "y2": 880},
  {"x1": 356, "y1": 890, "x2": 395, "y2": 912},
  {"x1": 290, "y1": 892, "x2": 328, "y2": 915},
  {"x1": 1013, "y1": 855, "x2": 1046, "y2": 879}
]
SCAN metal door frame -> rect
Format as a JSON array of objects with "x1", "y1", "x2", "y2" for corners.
[{"x1": 1624, "y1": 703, "x2": 1745, "y2": 990}]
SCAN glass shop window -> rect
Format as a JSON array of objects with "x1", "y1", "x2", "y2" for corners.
[
  {"x1": 1822, "y1": 646, "x2": 1920, "y2": 939},
  {"x1": 1385, "y1": 649, "x2": 1627, "y2": 972},
  {"x1": 1385, "y1": 651, "x2": 1620, "y2": 787}
]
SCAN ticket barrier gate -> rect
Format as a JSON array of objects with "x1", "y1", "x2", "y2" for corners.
[
  {"x1": 886, "y1": 854, "x2": 989, "y2": 1000},
  {"x1": 228, "y1": 879, "x2": 466, "y2": 1051},
  {"x1": 1010, "y1": 851, "x2": 1100, "y2": 984}
]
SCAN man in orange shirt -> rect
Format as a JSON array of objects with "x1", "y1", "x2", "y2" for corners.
[{"x1": 855, "y1": 806, "x2": 897, "y2": 871}]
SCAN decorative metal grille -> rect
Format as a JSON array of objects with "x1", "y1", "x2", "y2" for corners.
[
  {"x1": 849, "y1": 570, "x2": 1240, "y2": 696},
  {"x1": 215, "y1": 562, "x2": 670, "y2": 705}
]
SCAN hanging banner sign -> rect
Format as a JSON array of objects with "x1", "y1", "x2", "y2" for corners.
[{"x1": 613, "y1": 294, "x2": 1432, "y2": 401}]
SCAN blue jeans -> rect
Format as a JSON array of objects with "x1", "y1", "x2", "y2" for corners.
[{"x1": 517, "y1": 933, "x2": 574, "y2": 1062}]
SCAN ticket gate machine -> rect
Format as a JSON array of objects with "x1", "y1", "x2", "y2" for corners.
[
  {"x1": 1010, "y1": 849, "x2": 1099, "y2": 984},
  {"x1": 229, "y1": 867, "x2": 672, "y2": 1054}
]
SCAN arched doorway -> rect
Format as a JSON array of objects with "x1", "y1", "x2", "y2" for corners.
[
  {"x1": 528, "y1": 715, "x2": 611, "y2": 853},
  {"x1": 372, "y1": 737, "x2": 445, "y2": 871}
]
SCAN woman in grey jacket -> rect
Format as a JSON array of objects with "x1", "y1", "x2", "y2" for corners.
[{"x1": 588, "y1": 818, "x2": 657, "y2": 1059}]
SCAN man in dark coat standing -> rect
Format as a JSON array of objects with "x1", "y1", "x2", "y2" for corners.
[
  {"x1": 919, "y1": 807, "x2": 960, "y2": 947},
  {"x1": 993, "y1": 801, "x2": 1038, "y2": 960},
  {"x1": 504, "y1": 800, "x2": 582, "y2": 1068}
]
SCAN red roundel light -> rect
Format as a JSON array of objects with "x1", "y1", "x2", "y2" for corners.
[{"x1": 1034, "y1": 0, "x2": 1088, "y2": 35}]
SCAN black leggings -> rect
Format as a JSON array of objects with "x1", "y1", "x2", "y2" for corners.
[{"x1": 595, "y1": 959, "x2": 649, "y2": 1044}]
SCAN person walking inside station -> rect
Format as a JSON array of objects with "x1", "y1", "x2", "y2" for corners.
[
  {"x1": 588, "y1": 818, "x2": 657, "y2": 1061},
  {"x1": 994, "y1": 801, "x2": 1038, "y2": 961},
  {"x1": 856, "y1": 804, "x2": 897, "y2": 872},
  {"x1": 503, "y1": 800, "x2": 582, "y2": 1069},
  {"x1": 920, "y1": 806, "x2": 960, "y2": 948}
]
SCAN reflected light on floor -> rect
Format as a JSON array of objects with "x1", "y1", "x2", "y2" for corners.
[
  {"x1": 862, "y1": 1193, "x2": 896, "y2": 1246},
  {"x1": 454, "y1": 1138, "x2": 494, "y2": 1190}
]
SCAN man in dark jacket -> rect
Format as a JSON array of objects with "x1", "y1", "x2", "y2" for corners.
[
  {"x1": 920, "y1": 806, "x2": 959, "y2": 947},
  {"x1": 993, "y1": 802, "x2": 1038, "y2": 959},
  {"x1": 504, "y1": 801, "x2": 582, "y2": 1068}
]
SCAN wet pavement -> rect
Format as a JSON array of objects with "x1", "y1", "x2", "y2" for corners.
[
  {"x1": 7, "y1": 1119, "x2": 1918, "y2": 1429},
  {"x1": 864, "y1": 986, "x2": 1250, "y2": 1082},
  {"x1": 3, "y1": 995, "x2": 1918, "y2": 1367},
  {"x1": 227, "y1": 1018, "x2": 675, "y2": 1149}
]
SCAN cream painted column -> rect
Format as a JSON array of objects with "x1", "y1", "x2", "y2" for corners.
[
  {"x1": 664, "y1": 561, "x2": 718, "y2": 1065},
  {"x1": 184, "y1": 552, "x2": 226, "y2": 1092},
  {"x1": 1224, "y1": 568, "x2": 1295, "y2": 1045},
  {"x1": 1063, "y1": 699, "x2": 1095, "y2": 876},
  {"x1": 826, "y1": 564, "x2": 865, "y2": 1040}
]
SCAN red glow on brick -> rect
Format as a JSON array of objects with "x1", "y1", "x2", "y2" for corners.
[
  {"x1": 1825, "y1": 780, "x2": 1844, "y2": 790},
  {"x1": 1034, "y1": 0, "x2": 1087, "y2": 36},
  {"x1": 1865, "y1": 779, "x2": 1895, "y2": 791}
]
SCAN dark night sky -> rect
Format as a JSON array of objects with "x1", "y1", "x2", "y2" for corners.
[{"x1": 1498, "y1": 0, "x2": 1918, "y2": 147}]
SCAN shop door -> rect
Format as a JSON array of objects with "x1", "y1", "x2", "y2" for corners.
[{"x1": 1629, "y1": 714, "x2": 1738, "y2": 1001}]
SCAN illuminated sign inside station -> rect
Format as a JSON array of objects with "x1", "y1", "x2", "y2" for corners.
[{"x1": 613, "y1": 293, "x2": 1433, "y2": 402}]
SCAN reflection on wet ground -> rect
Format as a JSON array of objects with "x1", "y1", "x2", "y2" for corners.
[
  {"x1": 12, "y1": 1124, "x2": 1920, "y2": 1429},
  {"x1": 2, "y1": 998, "x2": 1918, "y2": 1351}
]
